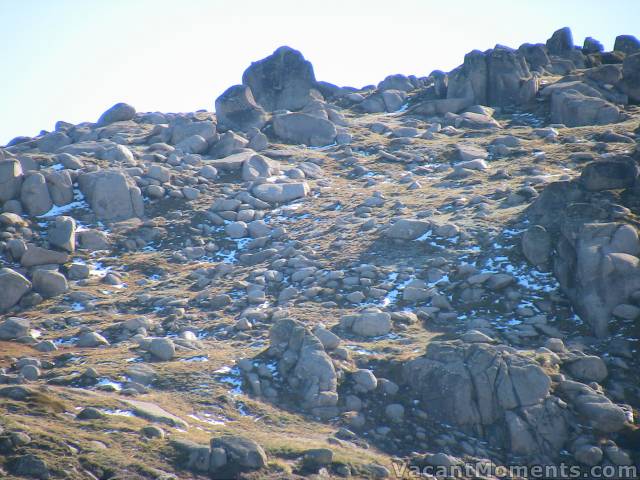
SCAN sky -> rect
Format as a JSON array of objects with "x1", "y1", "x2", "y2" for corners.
[{"x1": 1, "y1": 0, "x2": 638, "y2": 145}]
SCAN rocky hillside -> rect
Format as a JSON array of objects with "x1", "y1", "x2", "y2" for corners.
[{"x1": 1, "y1": 26, "x2": 640, "y2": 479}]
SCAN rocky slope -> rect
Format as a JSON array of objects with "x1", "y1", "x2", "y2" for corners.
[{"x1": 1, "y1": 27, "x2": 640, "y2": 479}]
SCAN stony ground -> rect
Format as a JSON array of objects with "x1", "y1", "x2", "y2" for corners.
[{"x1": 2, "y1": 30, "x2": 640, "y2": 480}]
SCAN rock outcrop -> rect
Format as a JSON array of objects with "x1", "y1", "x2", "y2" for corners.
[
  {"x1": 526, "y1": 162, "x2": 640, "y2": 336},
  {"x1": 404, "y1": 341, "x2": 568, "y2": 461},
  {"x1": 242, "y1": 46, "x2": 321, "y2": 112},
  {"x1": 266, "y1": 318, "x2": 338, "y2": 415},
  {"x1": 446, "y1": 46, "x2": 538, "y2": 108}
]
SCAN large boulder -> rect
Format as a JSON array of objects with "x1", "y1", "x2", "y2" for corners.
[
  {"x1": 528, "y1": 179, "x2": 640, "y2": 336},
  {"x1": 557, "y1": 380, "x2": 628, "y2": 433},
  {"x1": 0, "y1": 269, "x2": 31, "y2": 312},
  {"x1": 517, "y1": 43, "x2": 551, "y2": 72},
  {"x1": 360, "y1": 90, "x2": 407, "y2": 113},
  {"x1": 272, "y1": 112, "x2": 336, "y2": 147},
  {"x1": 241, "y1": 154, "x2": 279, "y2": 181},
  {"x1": 556, "y1": 223, "x2": 640, "y2": 337},
  {"x1": 251, "y1": 182, "x2": 309, "y2": 204},
  {"x1": 0, "y1": 317, "x2": 30, "y2": 340},
  {"x1": 78, "y1": 170, "x2": 144, "y2": 221},
  {"x1": 378, "y1": 74, "x2": 415, "y2": 92},
  {"x1": 242, "y1": 46, "x2": 321, "y2": 111},
  {"x1": 580, "y1": 160, "x2": 638, "y2": 191},
  {"x1": 20, "y1": 245, "x2": 69, "y2": 267},
  {"x1": 20, "y1": 172, "x2": 52, "y2": 216},
  {"x1": 550, "y1": 88, "x2": 620, "y2": 127},
  {"x1": 148, "y1": 337, "x2": 175, "y2": 361},
  {"x1": 97, "y1": 102, "x2": 136, "y2": 126},
  {"x1": 32, "y1": 270, "x2": 68, "y2": 298},
  {"x1": 619, "y1": 52, "x2": 640, "y2": 102},
  {"x1": 447, "y1": 46, "x2": 538, "y2": 107},
  {"x1": 341, "y1": 311, "x2": 392, "y2": 337},
  {"x1": 583, "y1": 37, "x2": 605, "y2": 54},
  {"x1": 215, "y1": 84, "x2": 267, "y2": 132},
  {"x1": 0, "y1": 159, "x2": 23, "y2": 202},
  {"x1": 546, "y1": 27, "x2": 574, "y2": 55},
  {"x1": 210, "y1": 435, "x2": 267, "y2": 476},
  {"x1": 45, "y1": 170, "x2": 73, "y2": 206},
  {"x1": 170, "y1": 119, "x2": 217, "y2": 145},
  {"x1": 614, "y1": 34, "x2": 640, "y2": 55},
  {"x1": 36, "y1": 132, "x2": 71, "y2": 153},
  {"x1": 267, "y1": 318, "x2": 338, "y2": 412},
  {"x1": 521, "y1": 225, "x2": 552, "y2": 267},
  {"x1": 48, "y1": 216, "x2": 76, "y2": 252},
  {"x1": 210, "y1": 149, "x2": 255, "y2": 172},
  {"x1": 404, "y1": 341, "x2": 566, "y2": 461},
  {"x1": 386, "y1": 218, "x2": 431, "y2": 240},
  {"x1": 208, "y1": 131, "x2": 248, "y2": 159}
]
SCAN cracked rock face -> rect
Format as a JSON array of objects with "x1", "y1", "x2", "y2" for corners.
[
  {"x1": 267, "y1": 318, "x2": 338, "y2": 411},
  {"x1": 242, "y1": 46, "x2": 322, "y2": 112},
  {"x1": 404, "y1": 340, "x2": 569, "y2": 460},
  {"x1": 526, "y1": 176, "x2": 640, "y2": 337}
]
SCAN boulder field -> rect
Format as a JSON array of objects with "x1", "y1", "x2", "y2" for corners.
[{"x1": 1, "y1": 27, "x2": 640, "y2": 480}]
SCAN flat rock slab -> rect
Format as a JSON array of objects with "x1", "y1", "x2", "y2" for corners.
[
  {"x1": 122, "y1": 399, "x2": 188, "y2": 428},
  {"x1": 208, "y1": 150, "x2": 256, "y2": 171}
]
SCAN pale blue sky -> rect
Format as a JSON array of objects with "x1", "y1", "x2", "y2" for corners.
[{"x1": 1, "y1": 0, "x2": 638, "y2": 145}]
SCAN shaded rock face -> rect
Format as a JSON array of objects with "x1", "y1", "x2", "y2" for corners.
[
  {"x1": 583, "y1": 37, "x2": 605, "y2": 54},
  {"x1": 404, "y1": 341, "x2": 567, "y2": 461},
  {"x1": 242, "y1": 46, "x2": 321, "y2": 112},
  {"x1": 614, "y1": 35, "x2": 640, "y2": 55},
  {"x1": 78, "y1": 170, "x2": 144, "y2": 221},
  {"x1": 546, "y1": 27, "x2": 574, "y2": 55},
  {"x1": 215, "y1": 84, "x2": 267, "y2": 132},
  {"x1": 517, "y1": 43, "x2": 551, "y2": 73},
  {"x1": 267, "y1": 318, "x2": 338, "y2": 412},
  {"x1": 526, "y1": 178, "x2": 640, "y2": 337},
  {"x1": 447, "y1": 46, "x2": 538, "y2": 108}
]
